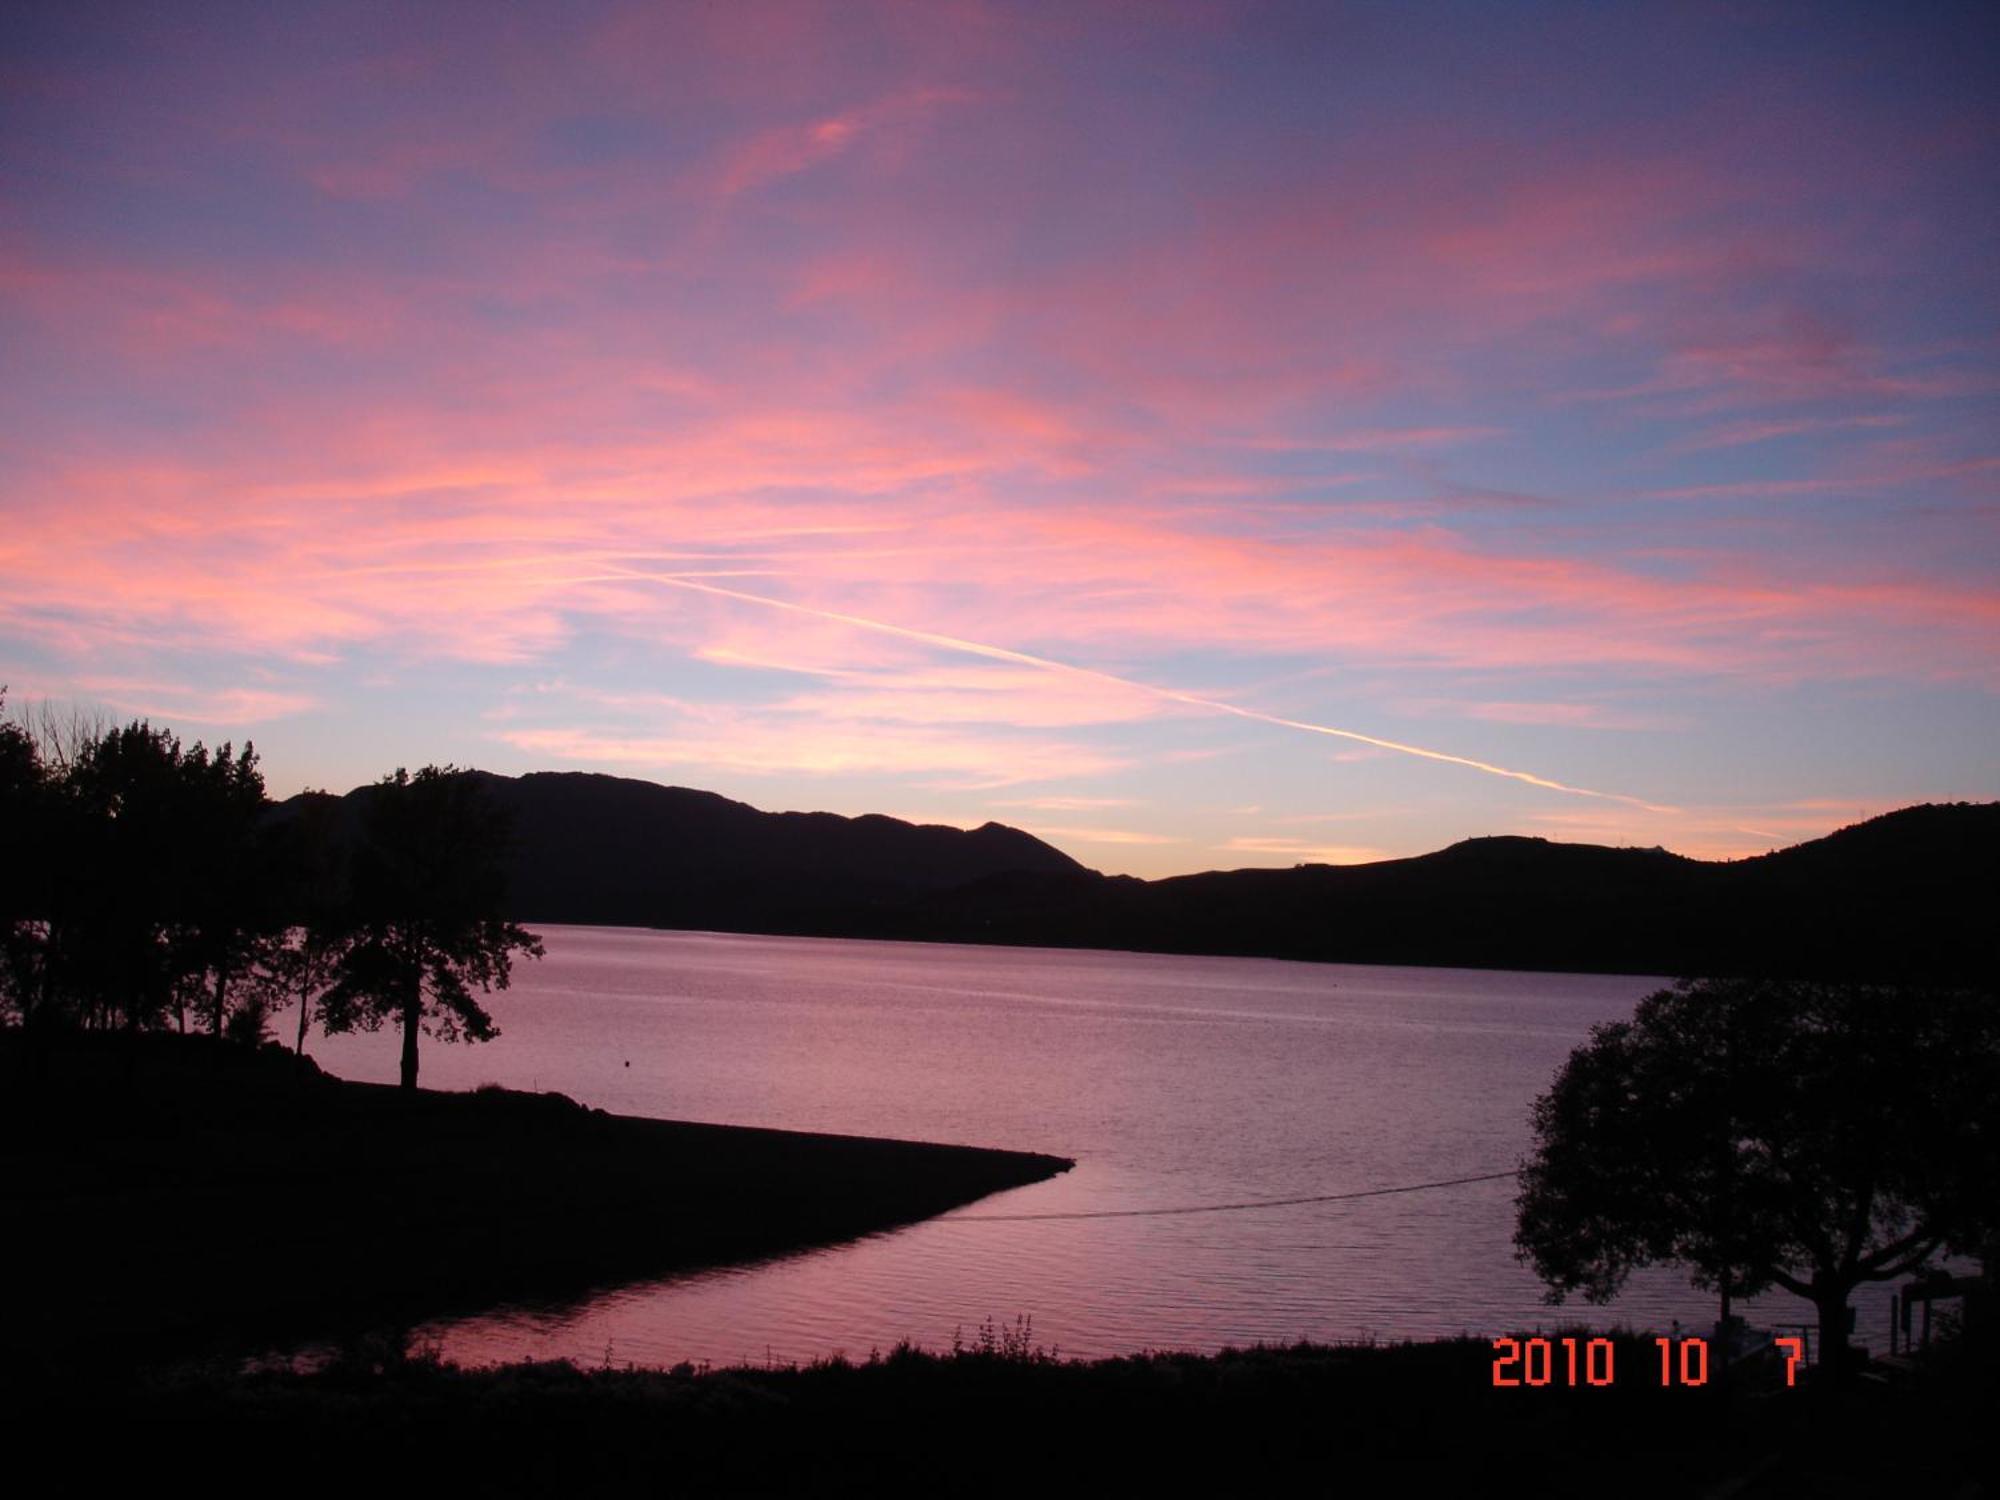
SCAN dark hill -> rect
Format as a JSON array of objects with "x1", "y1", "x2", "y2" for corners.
[
  {"x1": 278, "y1": 778, "x2": 1997, "y2": 982},
  {"x1": 891, "y1": 803, "x2": 1999, "y2": 981},
  {"x1": 280, "y1": 770, "x2": 1087, "y2": 931}
]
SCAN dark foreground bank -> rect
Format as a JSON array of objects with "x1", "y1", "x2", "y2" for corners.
[
  {"x1": 36, "y1": 1331, "x2": 2000, "y2": 1498},
  {"x1": 0, "y1": 1032, "x2": 1072, "y2": 1373}
]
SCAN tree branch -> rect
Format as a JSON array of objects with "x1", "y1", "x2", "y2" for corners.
[
  {"x1": 1861, "y1": 1237, "x2": 1942, "y2": 1283},
  {"x1": 1838, "y1": 1178, "x2": 1875, "y2": 1279},
  {"x1": 1858, "y1": 1227, "x2": 1936, "y2": 1274},
  {"x1": 1766, "y1": 1265, "x2": 1812, "y2": 1299}
]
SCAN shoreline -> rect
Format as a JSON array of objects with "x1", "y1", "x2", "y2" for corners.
[
  {"x1": 512, "y1": 914, "x2": 1698, "y2": 982},
  {"x1": 515, "y1": 916, "x2": 1689, "y2": 982},
  {"x1": 1, "y1": 1030, "x2": 1073, "y2": 1374}
]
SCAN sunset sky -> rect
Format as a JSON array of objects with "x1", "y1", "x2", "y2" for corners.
[{"x1": 3, "y1": 1, "x2": 1995, "y2": 876}]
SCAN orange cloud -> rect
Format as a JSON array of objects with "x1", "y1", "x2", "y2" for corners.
[{"x1": 1218, "y1": 837, "x2": 1390, "y2": 866}]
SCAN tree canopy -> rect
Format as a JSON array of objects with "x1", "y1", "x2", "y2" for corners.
[
  {"x1": 1, "y1": 704, "x2": 541, "y2": 1084},
  {"x1": 322, "y1": 766, "x2": 544, "y2": 1088},
  {"x1": 1514, "y1": 976, "x2": 2000, "y2": 1372}
]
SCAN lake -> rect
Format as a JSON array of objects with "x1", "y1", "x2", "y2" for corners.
[{"x1": 306, "y1": 926, "x2": 1907, "y2": 1368}]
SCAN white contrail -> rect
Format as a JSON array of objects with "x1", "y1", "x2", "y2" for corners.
[{"x1": 618, "y1": 571, "x2": 1678, "y2": 813}]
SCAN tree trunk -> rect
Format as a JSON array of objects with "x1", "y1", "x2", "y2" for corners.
[
  {"x1": 36, "y1": 926, "x2": 56, "y2": 1028},
  {"x1": 399, "y1": 981, "x2": 421, "y2": 1090},
  {"x1": 295, "y1": 982, "x2": 311, "y2": 1056},
  {"x1": 1716, "y1": 1279, "x2": 1734, "y2": 1392},
  {"x1": 1814, "y1": 1283, "x2": 1854, "y2": 1382}
]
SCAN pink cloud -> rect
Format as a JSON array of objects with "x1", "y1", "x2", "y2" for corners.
[
  {"x1": 69, "y1": 678, "x2": 319, "y2": 726},
  {"x1": 4, "y1": 1, "x2": 1993, "y2": 862},
  {"x1": 7, "y1": 438, "x2": 1996, "y2": 697}
]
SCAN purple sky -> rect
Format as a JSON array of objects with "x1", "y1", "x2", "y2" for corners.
[{"x1": 2, "y1": 1, "x2": 1995, "y2": 874}]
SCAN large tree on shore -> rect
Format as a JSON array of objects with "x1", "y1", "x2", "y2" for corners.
[
  {"x1": 323, "y1": 766, "x2": 543, "y2": 1088},
  {"x1": 1514, "y1": 977, "x2": 2000, "y2": 1376}
]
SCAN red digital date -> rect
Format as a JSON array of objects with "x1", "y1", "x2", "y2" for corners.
[
  {"x1": 1493, "y1": 1334, "x2": 1809, "y2": 1387},
  {"x1": 1490, "y1": 1336, "x2": 1616, "y2": 1386}
]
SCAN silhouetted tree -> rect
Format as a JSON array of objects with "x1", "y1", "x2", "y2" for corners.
[
  {"x1": 323, "y1": 766, "x2": 542, "y2": 1088},
  {"x1": 0, "y1": 708, "x2": 295, "y2": 1039},
  {"x1": 260, "y1": 790, "x2": 355, "y2": 1056},
  {"x1": 1515, "y1": 977, "x2": 2000, "y2": 1378},
  {"x1": 174, "y1": 740, "x2": 273, "y2": 1037},
  {"x1": 0, "y1": 692, "x2": 44, "y2": 1026},
  {"x1": 2, "y1": 702, "x2": 115, "y2": 1034},
  {"x1": 62, "y1": 720, "x2": 203, "y2": 1031}
]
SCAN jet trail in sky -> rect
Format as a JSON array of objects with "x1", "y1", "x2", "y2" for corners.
[{"x1": 627, "y1": 572, "x2": 1679, "y2": 814}]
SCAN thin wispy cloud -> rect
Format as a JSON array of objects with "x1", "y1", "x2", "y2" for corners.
[
  {"x1": 991, "y1": 796, "x2": 1140, "y2": 811},
  {"x1": 1220, "y1": 837, "x2": 1390, "y2": 866},
  {"x1": 620, "y1": 574, "x2": 1679, "y2": 812},
  {"x1": 32, "y1": 679, "x2": 319, "y2": 729}
]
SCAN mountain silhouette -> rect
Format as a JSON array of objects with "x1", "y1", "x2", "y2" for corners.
[
  {"x1": 279, "y1": 770, "x2": 1087, "y2": 930},
  {"x1": 279, "y1": 775, "x2": 1997, "y2": 983}
]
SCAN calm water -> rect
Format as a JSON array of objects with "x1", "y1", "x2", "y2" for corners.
[{"x1": 307, "y1": 926, "x2": 1910, "y2": 1368}]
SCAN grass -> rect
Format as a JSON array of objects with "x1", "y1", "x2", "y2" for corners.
[
  {"x1": 949, "y1": 1314, "x2": 1058, "y2": 1363},
  {"x1": 25, "y1": 1326, "x2": 1990, "y2": 1497}
]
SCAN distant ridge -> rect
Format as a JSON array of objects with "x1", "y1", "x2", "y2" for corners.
[
  {"x1": 478, "y1": 771, "x2": 1087, "y2": 927},
  {"x1": 280, "y1": 775, "x2": 1998, "y2": 983},
  {"x1": 281, "y1": 770, "x2": 1087, "y2": 931},
  {"x1": 890, "y1": 803, "x2": 1997, "y2": 982}
]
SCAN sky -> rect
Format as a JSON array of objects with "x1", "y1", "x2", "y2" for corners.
[{"x1": 2, "y1": 1, "x2": 1995, "y2": 877}]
